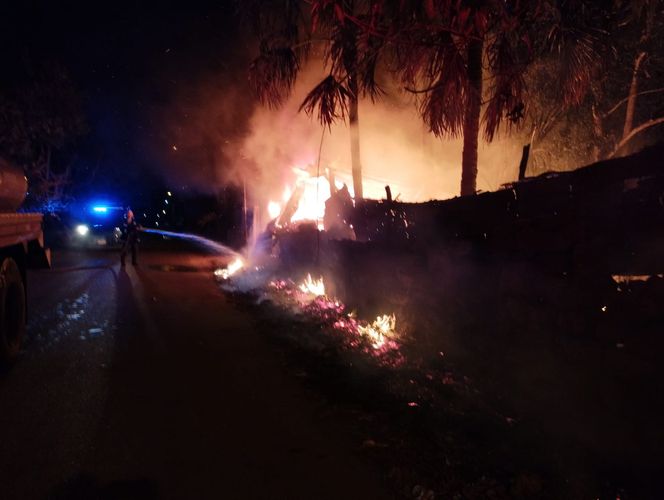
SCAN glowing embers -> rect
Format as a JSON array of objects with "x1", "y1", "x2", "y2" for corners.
[
  {"x1": 332, "y1": 312, "x2": 399, "y2": 352},
  {"x1": 214, "y1": 258, "x2": 244, "y2": 280},
  {"x1": 612, "y1": 274, "x2": 663, "y2": 284},
  {"x1": 302, "y1": 296, "x2": 401, "y2": 356},
  {"x1": 298, "y1": 274, "x2": 325, "y2": 297}
]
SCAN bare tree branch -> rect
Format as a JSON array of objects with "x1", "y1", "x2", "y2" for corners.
[
  {"x1": 604, "y1": 87, "x2": 664, "y2": 118},
  {"x1": 609, "y1": 116, "x2": 664, "y2": 158}
]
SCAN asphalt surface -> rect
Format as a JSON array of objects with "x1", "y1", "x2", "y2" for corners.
[{"x1": 0, "y1": 243, "x2": 392, "y2": 500}]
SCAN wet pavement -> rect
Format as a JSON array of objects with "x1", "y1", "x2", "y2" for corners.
[{"x1": 0, "y1": 245, "x2": 393, "y2": 499}]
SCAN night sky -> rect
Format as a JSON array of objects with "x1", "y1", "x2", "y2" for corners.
[{"x1": 0, "y1": 1, "x2": 251, "y2": 204}]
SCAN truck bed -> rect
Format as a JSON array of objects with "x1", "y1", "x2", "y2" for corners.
[
  {"x1": 0, "y1": 212, "x2": 50, "y2": 268},
  {"x1": 0, "y1": 213, "x2": 43, "y2": 247}
]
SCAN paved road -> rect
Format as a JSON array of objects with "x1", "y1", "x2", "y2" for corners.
[{"x1": 0, "y1": 245, "x2": 391, "y2": 500}]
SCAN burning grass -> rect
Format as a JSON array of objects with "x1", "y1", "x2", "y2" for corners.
[
  {"x1": 219, "y1": 270, "x2": 549, "y2": 500},
  {"x1": 213, "y1": 262, "x2": 534, "y2": 496},
  {"x1": 259, "y1": 275, "x2": 406, "y2": 367},
  {"x1": 213, "y1": 254, "x2": 659, "y2": 499}
]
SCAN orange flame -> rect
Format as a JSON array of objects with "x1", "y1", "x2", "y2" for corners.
[
  {"x1": 298, "y1": 274, "x2": 325, "y2": 296},
  {"x1": 357, "y1": 313, "x2": 397, "y2": 349}
]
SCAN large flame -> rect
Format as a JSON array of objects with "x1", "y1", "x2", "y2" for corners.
[
  {"x1": 267, "y1": 167, "x2": 335, "y2": 229},
  {"x1": 267, "y1": 165, "x2": 412, "y2": 229},
  {"x1": 267, "y1": 201, "x2": 282, "y2": 220},
  {"x1": 289, "y1": 168, "x2": 332, "y2": 227}
]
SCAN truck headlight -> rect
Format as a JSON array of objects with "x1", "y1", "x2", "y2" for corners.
[{"x1": 75, "y1": 224, "x2": 89, "y2": 236}]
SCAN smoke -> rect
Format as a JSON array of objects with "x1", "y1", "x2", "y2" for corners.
[
  {"x1": 240, "y1": 60, "x2": 525, "y2": 209},
  {"x1": 149, "y1": 53, "x2": 524, "y2": 212},
  {"x1": 146, "y1": 69, "x2": 256, "y2": 193}
]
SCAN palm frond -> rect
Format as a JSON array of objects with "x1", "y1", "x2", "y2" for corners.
[
  {"x1": 249, "y1": 44, "x2": 300, "y2": 108},
  {"x1": 419, "y1": 67, "x2": 468, "y2": 137},
  {"x1": 545, "y1": 0, "x2": 608, "y2": 107},
  {"x1": 359, "y1": 51, "x2": 385, "y2": 100},
  {"x1": 483, "y1": 33, "x2": 527, "y2": 141},
  {"x1": 328, "y1": 23, "x2": 351, "y2": 75},
  {"x1": 555, "y1": 27, "x2": 600, "y2": 105},
  {"x1": 311, "y1": 0, "x2": 348, "y2": 32},
  {"x1": 299, "y1": 75, "x2": 351, "y2": 128},
  {"x1": 407, "y1": 32, "x2": 467, "y2": 137},
  {"x1": 356, "y1": 28, "x2": 386, "y2": 101}
]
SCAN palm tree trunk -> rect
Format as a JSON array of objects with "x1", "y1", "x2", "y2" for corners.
[
  {"x1": 622, "y1": 51, "x2": 646, "y2": 141},
  {"x1": 348, "y1": 72, "x2": 363, "y2": 200},
  {"x1": 590, "y1": 96, "x2": 605, "y2": 161},
  {"x1": 460, "y1": 39, "x2": 483, "y2": 196}
]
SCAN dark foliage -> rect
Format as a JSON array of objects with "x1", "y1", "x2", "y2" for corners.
[
  {"x1": 299, "y1": 75, "x2": 352, "y2": 128},
  {"x1": 249, "y1": 43, "x2": 300, "y2": 108},
  {"x1": 0, "y1": 61, "x2": 86, "y2": 208}
]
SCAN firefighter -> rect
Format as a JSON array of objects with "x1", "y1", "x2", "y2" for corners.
[{"x1": 120, "y1": 208, "x2": 141, "y2": 266}]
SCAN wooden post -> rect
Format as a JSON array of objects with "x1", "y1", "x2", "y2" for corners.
[{"x1": 518, "y1": 144, "x2": 531, "y2": 181}]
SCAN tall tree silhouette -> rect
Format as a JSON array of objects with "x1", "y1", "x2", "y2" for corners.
[
  {"x1": 248, "y1": 0, "x2": 383, "y2": 200},
  {"x1": 0, "y1": 61, "x2": 86, "y2": 208},
  {"x1": 248, "y1": 1, "x2": 604, "y2": 197}
]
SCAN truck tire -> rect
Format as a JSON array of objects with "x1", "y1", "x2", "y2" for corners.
[{"x1": 0, "y1": 258, "x2": 26, "y2": 365}]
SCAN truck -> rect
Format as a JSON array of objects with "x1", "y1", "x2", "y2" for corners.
[{"x1": 0, "y1": 158, "x2": 51, "y2": 365}]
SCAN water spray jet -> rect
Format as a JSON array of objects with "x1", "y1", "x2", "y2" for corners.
[{"x1": 141, "y1": 228, "x2": 242, "y2": 258}]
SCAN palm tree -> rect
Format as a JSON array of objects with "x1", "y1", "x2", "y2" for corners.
[
  {"x1": 380, "y1": 1, "x2": 543, "y2": 195},
  {"x1": 267, "y1": 1, "x2": 540, "y2": 196},
  {"x1": 249, "y1": 1, "x2": 605, "y2": 198},
  {"x1": 247, "y1": 0, "x2": 383, "y2": 200}
]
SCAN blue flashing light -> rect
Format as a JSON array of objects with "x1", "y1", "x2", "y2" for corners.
[{"x1": 92, "y1": 206, "x2": 108, "y2": 213}]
